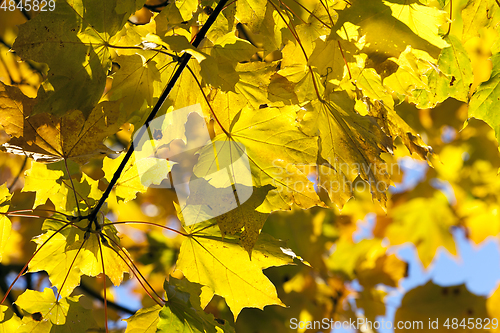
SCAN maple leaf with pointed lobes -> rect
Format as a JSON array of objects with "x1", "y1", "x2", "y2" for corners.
[
  {"x1": 15, "y1": 289, "x2": 98, "y2": 332},
  {"x1": 0, "y1": 82, "x2": 126, "y2": 164},
  {"x1": 28, "y1": 217, "x2": 130, "y2": 298},
  {"x1": 177, "y1": 224, "x2": 297, "y2": 319}
]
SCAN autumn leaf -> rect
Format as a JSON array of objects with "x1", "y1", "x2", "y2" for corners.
[
  {"x1": 395, "y1": 282, "x2": 488, "y2": 332},
  {"x1": 386, "y1": 193, "x2": 457, "y2": 268},
  {"x1": 176, "y1": 224, "x2": 296, "y2": 318},
  {"x1": 300, "y1": 97, "x2": 393, "y2": 208},
  {"x1": 12, "y1": 0, "x2": 131, "y2": 117},
  {"x1": 196, "y1": 105, "x2": 322, "y2": 213},
  {"x1": 124, "y1": 305, "x2": 162, "y2": 333},
  {"x1": 0, "y1": 185, "x2": 12, "y2": 262},
  {"x1": 0, "y1": 83, "x2": 126, "y2": 164},
  {"x1": 462, "y1": 0, "x2": 500, "y2": 43},
  {"x1": 28, "y1": 217, "x2": 130, "y2": 298},
  {"x1": 23, "y1": 160, "x2": 102, "y2": 212},
  {"x1": 15, "y1": 289, "x2": 97, "y2": 332},
  {"x1": 106, "y1": 54, "x2": 162, "y2": 118},
  {"x1": 0, "y1": 305, "x2": 21, "y2": 332}
]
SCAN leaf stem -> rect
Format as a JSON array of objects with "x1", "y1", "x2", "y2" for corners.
[
  {"x1": 103, "y1": 220, "x2": 188, "y2": 236},
  {"x1": 337, "y1": 40, "x2": 352, "y2": 80},
  {"x1": 100, "y1": 232, "x2": 166, "y2": 305},
  {"x1": 185, "y1": 64, "x2": 230, "y2": 137},
  {"x1": 63, "y1": 159, "x2": 81, "y2": 216},
  {"x1": 445, "y1": 0, "x2": 452, "y2": 37},
  {"x1": 97, "y1": 235, "x2": 109, "y2": 333},
  {"x1": 88, "y1": 0, "x2": 230, "y2": 228},
  {"x1": 56, "y1": 237, "x2": 87, "y2": 301},
  {"x1": 269, "y1": 0, "x2": 308, "y2": 62}
]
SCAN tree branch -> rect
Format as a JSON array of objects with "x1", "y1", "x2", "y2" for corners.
[
  {"x1": 87, "y1": 0, "x2": 230, "y2": 227},
  {"x1": 77, "y1": 282, "x2": 136, "y2": 315}
]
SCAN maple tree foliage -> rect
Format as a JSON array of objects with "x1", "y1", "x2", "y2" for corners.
[{"x1": 0, "y1": 0, "x2": 500, "y2": 332}]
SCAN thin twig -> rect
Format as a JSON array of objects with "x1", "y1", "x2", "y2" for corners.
[
  {"x1": 445, "y1": 0, "x2": 453, "y2": 37},
  {"x1": 100, "y1": 232, "x2": 166, "y2": 304},
  {"x1": 78, "y1": 282, "x2": 136, "y2": 315},
  {"x1": 0, "y1": 265, "x2": 22, "y2": 318},
  {"x1": 63, "y1": 159, "x2": 81, "y2": 216}
]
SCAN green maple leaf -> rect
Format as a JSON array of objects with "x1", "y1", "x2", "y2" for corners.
[
  {"x1": 176, "y1": 224, "x2": 296, "y2": 319},
  {"x1": 469, "y1": 53, "x2": 500, "y2": 145},
  {"x1": 156, "y1": 277, "x2": 234, "y2": 333},
  {"x1": 12, "y1": 0, "x2": 129, "y2": 117}
]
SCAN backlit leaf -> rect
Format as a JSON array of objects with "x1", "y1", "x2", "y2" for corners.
[
  {"x1": 469, "y1": 53, "x2": 500, "y2": 145},
  {"x1": 176, "y1": 225, "x2": 296, "y2": 318},
  {"x1": 156, "y1": 277, "x2": 234, "y2": 333},
  {"x1": 28, "y1": 217, "x2": 130, "y2": 297}
]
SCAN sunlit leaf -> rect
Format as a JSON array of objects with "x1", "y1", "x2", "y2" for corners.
[
  {"x1": 176, "y1": 225, "x2": 296, "y2": 318},
  {"x1": 28, "y1": 217, "x2": 130, "y2": 297}
]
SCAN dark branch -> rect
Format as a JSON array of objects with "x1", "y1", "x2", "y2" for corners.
[{"x1": 78, "y1": 282, "x2": 136, "y2": 315}]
